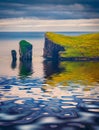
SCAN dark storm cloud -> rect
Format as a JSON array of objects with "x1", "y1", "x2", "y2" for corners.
[
  {"x1": 0, "y1": 0, "x2": 99, "y2": 19},
  {"x1": 0, "y1": 0, "x2": 99, "y2": 5}
]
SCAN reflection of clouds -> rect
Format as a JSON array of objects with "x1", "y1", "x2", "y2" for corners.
[
  {"x1": 0, "y1": 76, "x2": 99, "y2": 127},
  {"x1": 1, "y1": 81, "x2": 98, "y2": 103},
  {"x1": 0, "y1": 86, "x2": 43, "y2": 101},
  {"x1": 0, "y1": 85, "x2": 69, "y2": 101}
]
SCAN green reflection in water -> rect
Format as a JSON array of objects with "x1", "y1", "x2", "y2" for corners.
[
  {"x1": 19, "y1": 60, "x2": 33, "y2": 78},
  {"x1": 45, "y1": 61, "x2": 99, "y2": 86}
]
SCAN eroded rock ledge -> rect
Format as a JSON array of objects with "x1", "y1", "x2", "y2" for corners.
[{"x1": 43, "y1": 36, "x2": 65, "y2": 60}]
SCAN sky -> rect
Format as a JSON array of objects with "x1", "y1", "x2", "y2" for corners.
[{"x1": 0, "y1": 0, "x2": 99, "y2": 31}]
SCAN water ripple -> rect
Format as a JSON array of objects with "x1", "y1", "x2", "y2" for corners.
[{"x1": 0, "y1": 76, "x2": 99, "y2": 130}]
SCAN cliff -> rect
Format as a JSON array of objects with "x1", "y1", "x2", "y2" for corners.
[
  {"x1": 43, "y1": 32, "x2": 99, "y2": 61},
  {"x1": 43, "y1": 36, "x2": 65, "y2": 60}
]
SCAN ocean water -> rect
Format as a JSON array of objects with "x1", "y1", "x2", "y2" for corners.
[{"x1": 0, "y1": 32, "x2": 99, "y2": 130}]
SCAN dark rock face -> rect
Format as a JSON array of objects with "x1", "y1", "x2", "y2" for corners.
[
  {"x1": 19, "y1": 40, "x2": 32, "y2": 61},
  {"x1": 43, "y1": 37, "x2": 65, "y2": 60},
  {"x1": 11, "y1": 50, "x2": 17, "y2": 61}
]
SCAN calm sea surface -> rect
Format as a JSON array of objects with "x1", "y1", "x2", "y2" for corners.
[{"x1": 0, "y1": 32, "x2": 99, "y2": 130}]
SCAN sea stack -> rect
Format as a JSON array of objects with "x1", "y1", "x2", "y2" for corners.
[
  {"x1": 11, "y1": 50, "x2": 17, "y2": 61},
  {"x1": 19, "y1": 40, "x2": 33, "y2": 61}
]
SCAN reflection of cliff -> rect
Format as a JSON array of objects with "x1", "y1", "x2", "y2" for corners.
[
  {"x1": 43, "y1": 36, "x2": 65, "y2": 60},
  {"x1": 19, "y1": 60, "x2": 33, "y2": 78},
  {"x1": 43, "y1": 60, "x2": 64, "y2": 78},
  {"x1": 45, "y1": 61, "x2": 99, "y2": 86}
]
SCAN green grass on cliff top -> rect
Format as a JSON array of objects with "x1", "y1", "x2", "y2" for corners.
[{"x1": 46, "y1": 32, "x2": 99, "y2": 58}]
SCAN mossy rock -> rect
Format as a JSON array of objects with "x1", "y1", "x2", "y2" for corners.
[{"x1": 19, "y1": 40, "x2": 32, "y2": 61}]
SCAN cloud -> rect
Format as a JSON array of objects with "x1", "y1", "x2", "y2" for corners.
[
  {"x1": 1, "y1": 0, "x2": 99, "y2": 5},
  {"x1": 0, "y1": 18, "x2": 99, "y2": 32},
  {"x1": 0, "y1": 2, "x2": 99, "y2": 19},
  {"x1": 0, "y1": 1, "x2": 99, "y2": 31}
]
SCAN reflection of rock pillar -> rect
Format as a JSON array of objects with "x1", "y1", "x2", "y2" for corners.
[
  {"x1": 11, "y1": 60, "x2": 17, "y2": 69},
  {"x1": 19, "y1": 60, "x2": 33, "y2": 78}
]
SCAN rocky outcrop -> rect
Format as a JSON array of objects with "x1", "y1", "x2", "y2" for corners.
[
  {"x1": 43, "y1": 36, "x2": 99, "y2": 61},
  {"x1": 11, "y1": 50, "x2": 17, "y2": 61},
  {"x1": 43, "y1": 36, "x2": 65, "y2": 60},
  {"x1": 19, "y1": 40, "x2": 32, "y2": 61}
]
